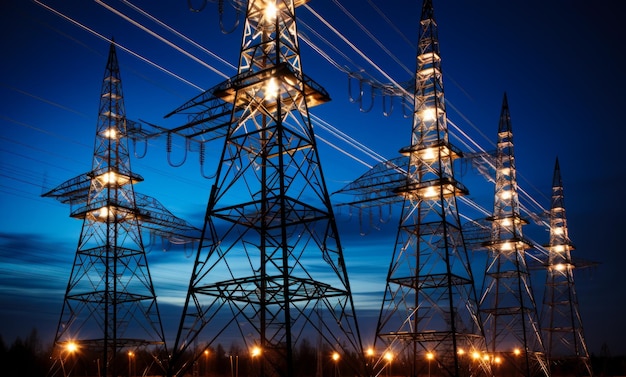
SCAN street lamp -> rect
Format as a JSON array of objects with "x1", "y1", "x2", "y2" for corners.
[
  {"x1": 426, "y1": 351, "x2": 434, "y2": 377},
  {"x1": 60, "y1": 341, "x2": 78, "y2": 377},
  {"x1": 127, "y1": 351, "x2": 134, "y2": 377},
  {"x1": 332, "y1": 352, "x2": 340, "y2": 377},
  {"x1": 204, "y1": 350, "x2": 210, "y2": 377},
  {"x1": 383, "y1": 351, "x2": 393, "y2": 377}
]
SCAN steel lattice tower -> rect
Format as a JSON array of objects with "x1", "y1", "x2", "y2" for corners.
[
  {"x1": 479, "y1": 94, "x2": 549, "y2": 377},
  {"x1": 373, "y1": 1, "x2": 489, "y2": 376},
  {"x1": 43, "y1": 42, "x2": 168, "y2": 377},
  {"x1": 541, "y1": 158, "x2": 592, "y2": 376},
  {"x1": 168, "y1": 1, "x2": 363, "y2": 376}
]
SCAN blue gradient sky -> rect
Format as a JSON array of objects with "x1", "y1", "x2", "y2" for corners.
[{"x1": 1, "y1": 0, "x2": 625, "y2": 355}]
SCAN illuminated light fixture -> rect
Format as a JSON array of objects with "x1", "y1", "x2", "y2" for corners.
[
  {"x1": 554, "y1": 263, "x2": 566, "y2": 271},
  {"x1": 499, "y1": 167, "x2": 511, "y2": 176},
  {"x1": 472, "y1": 351, "x2": 481, "y2": 360},
  {"x1": 426, "y1": 352, "x2": 434, "y2": 360},
  {"x1": 500, "y1": 190, "x2": 512, "y2": 200},
  {"x1": 366, "y1": 348, "x2": 374, "y2": 357},
  {"x1": 420, "y1": 107, "x2": 437, "y2": 121},
  {"x1": 500, "y1": 241, "x2": 513, "y2": 251},
  {"x1": 494, "y1": 356, "x2": 502, "y2": 364},
  {"x1": 265, "y1": 77, "x2": 279, "y2": 100},
  {"x1": 553, "y1": 245, "x2": 565, "y2": 253},
  {"x1": 513, "y1": 348, "x2": 521, "y2": 356},
  {"x1": 264, "y1": 1, "x2": 277, "y2": 21},
  {"x1": 332, "y1": 352, "x2": 340, "y2": 361},
  {"x1": 421, "y1": 147, "x2": 436, "y2": 161},
  {"x1": 457, "y1": 348, "x2": 465, "y2": 356},
  {"x1": 65, "y1": 341, "x2": 78, "y2": 353},
  {"x1": 423, "y1": 186, "x2": 437, "y2": 198},
  {"x1": 500, "y1": 218, "x2": 512, "y2": 227},
  {"x1": 384, "y1": 351, "x2": 393, "y2": 361},
  {"x1": 95, "y1": 171, "x2": 131, "y2": 186},
  {"x1": 553, "y1": 227, "x2": 564, "y2": 235},
  {"x1": 104, "y1": 127, "x2": 117, "y2": 139},
  {"x1": 251, "y1": 346, "x2": 261, "y2": 357}
]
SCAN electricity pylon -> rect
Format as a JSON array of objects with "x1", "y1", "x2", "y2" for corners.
[
  {"x1": 166, "y1": 1, "x2": 364, "y2": 376},
  {"x1": 479, "y1": 93, "x2": 549, "y2": 377},
  {"x1": 373, "y1": 1, "x2": 489, "y2": 376},
  {"x1": 541, "y1": 158, "x2": 592, "y2": 376},
  {"x1": 43, "y1": 42, "x2": 197, "y2": 377}
]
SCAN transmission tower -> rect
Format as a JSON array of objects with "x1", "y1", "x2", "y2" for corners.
[
  {"x1": 166, "y1": 1, "x2": 364, "y2": 376},
  {"x1": 43, "y1": 42, "x2": 197, "y2": 377},
  {"x1": 541, "y1": 158, "x2": 592, "y2": 376},
  {"x1": 373, "y1": 1, "x2": 489, "y2": 376},
  {"x1": 479, "y1": 93, "x2": 549, "y2": 377}
]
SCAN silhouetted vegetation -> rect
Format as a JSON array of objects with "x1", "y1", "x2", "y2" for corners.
[{"x1": 3, "y1": 329, "x2": 626, "y2": 377}]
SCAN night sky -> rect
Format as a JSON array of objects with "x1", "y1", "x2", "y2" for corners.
[{"x1": 1, "y1": 0, "x2": 625, "y2": 356}]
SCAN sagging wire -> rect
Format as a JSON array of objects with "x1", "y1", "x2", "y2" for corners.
[
  {"x1": 219, "y1": 0, "x2": 241, "y2": 34},
  {"x1": 167, "y1": 132, "x2": 189, "y2": 167}
]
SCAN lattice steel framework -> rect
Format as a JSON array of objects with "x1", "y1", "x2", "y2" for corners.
[
  {"x1": 541, "y1": 158, "x2": 592, "y2": 376},
  {"x1": 43, "y1": 43, "x2": 171, "y2": 377},
  {"x1": 168, "y1": 1, "x2": 364, "y2": 376},
  {"x1": 479, "y1": 94, "x2": 549, "y2": 377},
  {"x1": 373, "y1": 1, "x2": 489, "y2": 376}
]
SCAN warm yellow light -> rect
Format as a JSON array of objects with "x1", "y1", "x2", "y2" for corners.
[
  {"x1": 332, "y1": 352, "x2": 340, "y2": 362},
  {"x1": 553, "y1": 227, "x2": 564, "y2": 235},
  {"x1": 471, "y1": 351, "x2": 481, "y2": 360},
  {"x1": 104, "y1": 128, "x2": 117, "y2": 139},
  {"x1": 420, "y1": 107, "x2": 437, "y2": 121},
  {"x1": 204, "y1": 349, "x2": 209, "y2": 356},
  {"x1": 423, "y1": 186, "x2": 437, "y2": 198},
  {"x1": 251, "y1": 346, "x2": 261, "y2": 357},
  {"x1": 483, "y1": 354, "x2": 490, "y2": 361},
  {"x1": 501, "y1": 241, "x2": 513, "y2": 251},
  {"x1": 499, "y1": 167, "x2": 511, "y2": 176},
  {"x1": 553, "y1": 245, "x2": 565, "y2": 253},
  {"x1": 554, "y1": 263, "x2": 566, "y2": 271},
  {"x1": 494, "y1": 356, "x2": 502, "y2": 364},
  {"x1": 65, "y1": 342, "x2": 78, "y2": 353},
  {"x1": 457, "y1": 348, "x2": 464, "y2": 355},
  {"x1": 264, "y1": 1, "x2": 277, "y2": 21},
  {"x1": 513, "y1": 348, "x2": 521, "y2": 356},
  {"x1": 128, "y1": 351, "x2": 134, "y2": 357},
  {"x1": 421, "y1": 147, "x2": 436, "y2": 161},
  {"x1": 366, "y1": 348, "x2": 374, "y2": 357},
  {"x1": 265, "y1": 77, "x2": 279, "y2": 99},
  {"x1": 500, "y1": 190, "x2": 512, "y2": 199},
  {"x1": 384, "y1": 351, "x2": 393, "y2": 362},
  {"x1": 426, "y1": 352, "x2": 434, "y2": 360}
]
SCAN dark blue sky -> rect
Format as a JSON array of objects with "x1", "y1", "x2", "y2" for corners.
[{"x1": 1, "y1": 0, "x2": 625, "y2": 356}]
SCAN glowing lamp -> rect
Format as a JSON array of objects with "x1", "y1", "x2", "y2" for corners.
[
  {"x1": 66, "y1": 342, "x2": 78, "y2": 353},
  {"x1": 426, "y1": 352, "x2": 434, "y2": 360},
  {"x1": 265, "y1": 77, "x2": 279, "y2": 100},
  {"x1": 104, "y1": 128, "x2": 117, "y2": 139},
  {"x1": 251, "y1": 346, "x2": 261, "y2": 357},
  {"x1": 384, "y1": 351, "x2": 393, "y2": 362},
  {"x1": 264, "y1": 1, "x2": 277, "y2": 21},
  {"x1": 332, "y1": 352, "x2": 340, "y2": 361},
  {"x1": 420, "y1": 107, "x2": 437, "y2": 121},
  {"x1": 500, "y1": 190, "x2": 512, "y2": 200}
]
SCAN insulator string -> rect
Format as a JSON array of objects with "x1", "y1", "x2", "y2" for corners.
[{"x1": 167, "y1": 132, "x2": 188, "y2": 167}]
